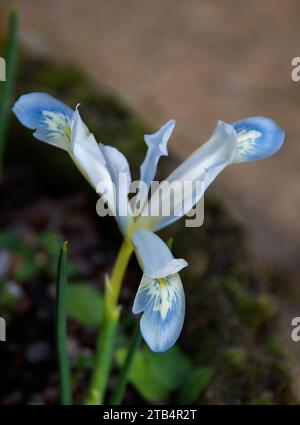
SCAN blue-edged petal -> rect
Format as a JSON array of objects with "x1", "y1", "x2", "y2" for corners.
[
  {"x1": 12, "y1": 92, "x2": 74, "y2": 150},
  {"x1": 132, "y1": 228, "x2": 188, "y2": 278},
  {"x1": 140, "y1": 120, "x2": 237, "y2": 231},
  {"x1": 133, "y1": 120, "x2": 176, "y2": 212},
  {"x1": 232, "y1": 116, "x2": 285, "y2": 163},
  {"x1": 132, "y1": 273, "x2": 185, "y2": 352}
]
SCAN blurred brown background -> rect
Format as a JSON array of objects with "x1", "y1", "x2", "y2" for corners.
[{"x1": 1, "y1": 0, "x2": 299, "y2": 274}]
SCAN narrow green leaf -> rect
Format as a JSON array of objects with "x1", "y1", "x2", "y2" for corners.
[
  {"x1": 110, "y1": 320, "x2": 141, "y2": 404},
  {"x1": 115, "y1": 345, "x2": 194, "y2": 402},
  {"x1": 115, "y1": 348, "x2": 169, "y2": 402},
  {"x1": 66, "y1": 283, "x2": 103, "y2": 326},
  {"x1": 56, "y1": 241, "x2": 72, "y2": 405},
  {"x1": 145, "y1": 345, "x2": 193, "y2": 391},
  {"x1": 0, "y1": 8, "x2": 18, "y2": 170},
  {"x1": 179, "y1": 367, "x2": 214, "y2": 404}
]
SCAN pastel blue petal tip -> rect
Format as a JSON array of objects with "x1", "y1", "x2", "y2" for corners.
[
  {"x1": 12, "y1": 92, "x2": 74, "y2": 150},
  {"x1": 133, "y1": 273, "x2": 185, "y2": 352},
  {"x1": 232, "y1": 116, "x2": 285, "y2": 163}
]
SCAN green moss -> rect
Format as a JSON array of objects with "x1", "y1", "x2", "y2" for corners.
[
  {"x1": 222, "y1": 277, "x2": 278, "y2": 329},
  {"x1": 225, "y1": 347, "x2": 248, "y2": 370},
  {"x1": 251, "y1": 391, "x2": 274, "y2": 405}
]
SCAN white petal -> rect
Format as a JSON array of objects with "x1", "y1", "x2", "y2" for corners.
[
  {"x1": 142, "y1": 120, "x2": 237, "y2": 231},
  {"x1": 141, "y1": 119, "x2": 175, "y2": 187},
  {"x1": 98, "y1": 144, "x2": 133, "y2": 230},
  {"x1": 149, "y1": 259, "x2": 188, "y2": 279},
  {"x1": 71, "y1": 109, "x2": 132, "y2": 231},
  {"x1": 133, "y1": 120, "x2": 176, "y2": 212},
  {"x1": 132, "y1": 228, "x2": 188, "y2": 277},
  {"x1": 70, "y1": 107, "x2": 104, "y2": 159},
  {"x1": 70, "y1": 110, "x2": 116, "y2": 214},
  {"x1": 71, "y1": 109, "x2": 111, "y2": 187},
  {"x1": 132, "y1": 273, "x2": 185, "y2": 352},
  {"x1": 99, "y1": 144, "x2": 131, "y2": 193}
]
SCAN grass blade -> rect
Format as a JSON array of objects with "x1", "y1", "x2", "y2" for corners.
[
  {"x1": 56, "y1": 241, "x2": 72, "y2": 405},
  {"x1": 110, "y1": 320, "x2": 141, "y2": 405},
  {"x1": 0, "y1": 8, "x2": 18, "y2": 171}
]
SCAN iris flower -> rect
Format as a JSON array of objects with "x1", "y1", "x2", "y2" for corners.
[{"x1": 13, "y1": 92, "x2": 285, "y2": 351}]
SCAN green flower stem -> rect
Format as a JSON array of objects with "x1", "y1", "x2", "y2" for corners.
[
  {"x1": 85, "y1": 238, "x2": 133, "y2": 405},
  {"x1": 109, "y1": 320, "x2": 141, "y2": 405},
  {"x1": 56, "y1": 241, "x2": 72, "y2": 405}
]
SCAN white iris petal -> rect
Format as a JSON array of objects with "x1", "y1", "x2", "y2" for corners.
[
  {"x1": 132, "y1": 228, "x2": 187, "y2": 352},
  {"x1": 133, "y1": 273, "x2": 185, "y2": 352},
  {"x1": 140, "y1": 120, "x2": 237, "y2": 231},
  {"x1": 133, "y1": 119, "x2": 176, "y2": 213}
]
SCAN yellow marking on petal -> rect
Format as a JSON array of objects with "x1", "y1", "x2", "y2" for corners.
[
  {"x1": 156, "y1": 278, "x2": 165, "y2": 286},
  {"x1": 41, "y1": 110, "x2": 72, "y2": 149},
  {"x1": 64, "y1": 126, "x2": 71, "y2": 141}
]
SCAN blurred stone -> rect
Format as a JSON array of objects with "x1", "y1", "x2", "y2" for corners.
[
  {"x1": 0, "y1": 250, "x2": 11, "y2": 277},
  {"x1": 25, "y1": 341, "x2": 52, "y2": 363},
  {"x1": 2, "y1": 391, "x2": 23, "y2": 405},
  {"x1": 6, "y1": 281, "x2": 23, "y2": 299}
]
